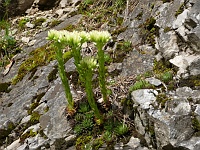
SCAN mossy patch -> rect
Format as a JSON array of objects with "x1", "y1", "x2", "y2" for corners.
[
  {"x1": 153, "y1": 59, "x2": 175, "y2": 82},
  {"x1": 192, "y1": 116, "x2": 200, "y2": 132},
  {"x1": 0, "y1": 82, "x2": 11, "y2": 93},
  {"x1": 48, "y1": 67, "x2": 58, "y2": 82},
  {"x1": 175, "y1": 3, "x2": 185, "y2": 17},
  {"x1": 76, "y1": 135, "x2": 93, "y2": 149},
  {"x1": 179, "y1": 75, "x2": 200, "y2": 89},
  {"x1": 49, "y1": 19, "x2": 61, "y2": 28},
  {"x1": 27, "y1": 92, "x2": 45, "y2": 115},
  {"x1": 156, "y1": 93, "x2": 171, "y2": 109},
  {"x1": 112, "y1": 40, "x2": 133, "y2": 63},
  {"x1": 20, "y1": 129, "x2": 37, "y2": 143},
  {"x1": 33, "y1": 18, "x2": 46, "y2": 27},
  {"x1": 129, "y1": 79, "x2": 153, "y2": 92},
  {"x1": 30, "y1": 111, "x2": 41, "y2": 125},
  {"x1": 18, "y1": 18, "x2": 29, "y2": 30},
  {"x1": 0, "y1": 121, "x2": 15, "y2": 146},
  {"x1": 135, "y1": 12, "x2": 143, "y2": 20},
  {"x1": 139, "y1": 17, "x2": 159, "y2": 47},
  {"x1": 164, "y1": 27, "x2": 171, "y2": 33},
  {"x1": 12, "y1": 44, "x2": 56, "y2": 85},
  {"x1": 63, "y1": 24, "x2": 77, "y2": 31}
]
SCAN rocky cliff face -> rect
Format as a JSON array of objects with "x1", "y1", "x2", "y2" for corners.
[{"x1": 0, "y1": 0, "x2": 200, "y2": 149}]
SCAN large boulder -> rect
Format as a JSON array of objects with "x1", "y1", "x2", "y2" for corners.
[
  {"x1": 0, "y1": 0, "x2": 34, "y2": 19},
  {"x1": 37, "y1": 0, "x2": 61, "y2": 10}
]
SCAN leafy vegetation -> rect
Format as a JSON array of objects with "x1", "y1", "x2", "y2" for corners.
[
  {"x1": 73, "y1": 101, "x2": 131, "y2": 149},
  {"x1": 18, "y1": 18, "x2": 29, "y2": 30},
  {"x1": 0, "y1": 3, "x2": 19, "y2": 67},
  {"x1": 129, "y1": 79, "x2": 152, "y2": 92}
]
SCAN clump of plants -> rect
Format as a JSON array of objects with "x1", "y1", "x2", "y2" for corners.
[
  {"x1": 47, "y1": 30, "x2": 132, "y2": 148},
  {"x1": 47, "y1": 30, "x2": 111, "y2": 116},
  {"x1": 74, "y1": 102, "x2": 130, "y2": 149}
]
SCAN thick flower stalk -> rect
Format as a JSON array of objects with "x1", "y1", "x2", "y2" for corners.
[
  {"x1": 89, "y1": 30, "x2": 111, "y2": 103},
  {"x1": 47, "y1": 30, "x2": 74, "y2": 110},
  {"x1": 67, "y1": 31, "x2": 83, "y2": 67},
  {"x1": 79, "y1": 57, "x2": 103, "y2": 123}
]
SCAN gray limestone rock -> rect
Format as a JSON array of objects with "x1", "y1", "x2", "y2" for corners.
[
  {"x1": 145, "y1": 77, "x2": 162, "y2": 86},
  {"x1": 131, "y1": 89, "x2": 158, "y2": 110}
]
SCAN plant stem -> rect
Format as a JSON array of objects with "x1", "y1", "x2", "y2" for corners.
[
  {"x1": 71, "y1": 46, "x2": 82, "y2": 67},
  {"x1": 97, "y1": 43, "x2": 107, "y2": 103},
  {"x1": 84, "y1": 68, "x2": 103, "y2": 123},
  {"x1": 55, "y1": 43, "x2": 74, "y2": 109}
]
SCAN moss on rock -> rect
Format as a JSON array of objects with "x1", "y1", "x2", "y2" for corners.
[
  {"x1": 0, "y1": 82, "x2": 11, "y2": 93},
  {"x1": 12, "y1": 44, "x2": 56, "y2": 85}
]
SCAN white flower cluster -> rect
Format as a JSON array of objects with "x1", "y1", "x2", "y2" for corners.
[
  {"x1": 80, "y1": 56, "x2": 97, "y2": 70},
  {"x1": 47, "y1": 30, "x2": 111, "y2": 46},
  {"x1": 89, "y1": 30, "x2": 111, "y2": 44}
]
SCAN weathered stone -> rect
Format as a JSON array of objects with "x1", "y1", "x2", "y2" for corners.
[
  {"x1": 145, "y1": 77, "x2": 162, "y2": 86},
  {"x1": 21, "y1": 36, "x2": 30, "y2": 43},
  {"x1": 60, "y1": 0, "x2": 68, "y2": 8},
  {"x1": 5, "y1": 139, "x2": 21, "y2": 150},
  {"x1": 188, "y1": 57, "x2": 200, "y2": 76},
  {"x1": 131, "y1": 89, "x2": 158, "y2": 110},
  {"x1": 121, "y1": 48, "x2": 154, "y2": 77},
  {"x1": 178, "y1": 136, "x2": 200, "y2": 150},
  {"x1": 124, "y1": 137, "x2": 148, "y2": 150},
  {"x1": 155, "y1": 31, "x2": 179, "y2": 59},
  {"x1": 169, "y1": 54, "x2": 199, "y2": 76}
]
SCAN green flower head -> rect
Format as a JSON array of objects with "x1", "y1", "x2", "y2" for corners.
[
  {"x1": 59, "y1": 30, "x2": 70, "y2": 44},
  {"x1": 79, "y1": 31, "x2": 90, "y2": 43},
  {"x1": 68, "y1": 31, "x2": 82, "y2": 47},
  {"x1": 47, "y1": 29, "x2": 60, "y2": 41},
  {"x1": 89, "y1": 30, "x2": 111, "y2": 44},
  {"x1": 80, "y1": 56, "x2": 97, "y2": 70}
]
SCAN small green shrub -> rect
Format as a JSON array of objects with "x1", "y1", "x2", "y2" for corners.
[
  {"x1": 79, "y1": 102, "x2": 91, "y2": 113},
  {"x1": 18, "y1": 18, "x2": 29, "y2": 30},
  {"x1": 114, "y1": 122, "x2": 129, "y2": 136},
  {"x1": 129, "y1": 80, "x2": 152, "y2": 92},
  {"x1": 0, "y1": 19, "x2": 18, "y2": 67},
  {"x1": 161, "y1": 71, "x2": 173, "y2": 83},
  {"x1": 33, "y1": 18, "x2": 46, "y2": 26},
  {"x1": 76, "y1": 136, "x2": 92, "y2": 150},
  {"x1": 83, "y1": 0, "x2": 94, "y2": 6},
  {"x1": 114, "y1": 0, "x2": 126, "y2": 8}
]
